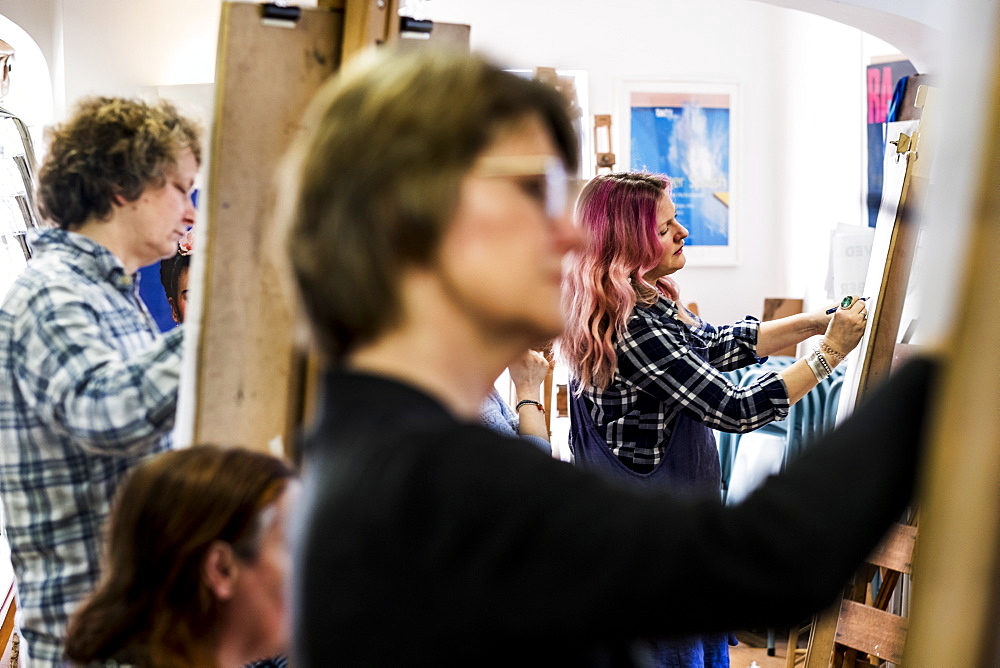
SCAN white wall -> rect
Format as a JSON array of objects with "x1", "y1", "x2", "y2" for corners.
[
  {"x1": 753, "y1": 0, "x2": 938, "y2": 71},
  {"x1": 429, "y1": 0, "x2": 901, "y2": 324},
  {"x1": 1, "y1": 0, "x2": 913, "y2": 326},
  {"x1": 0, "y1": 14, "x2": 54, "y2": 128},
  {"x1": 0, "y1": 0, "x2": 224, "y2": 117},
  {"x1": 0, "y1": 0, "x2": 61, "y2": 114},
  {"x1": 59, "y1": 0, "x2": 222, "y2": 103}
]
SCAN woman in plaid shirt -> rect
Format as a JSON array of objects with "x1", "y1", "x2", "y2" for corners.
[
  {"x1": 561, "y1": 172, "x2": 867, "y2": 668},
  {"x1": 0, "y1": 97, "x2": 200, "y2": 665}
]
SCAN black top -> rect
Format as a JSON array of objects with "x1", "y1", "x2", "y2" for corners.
[{"x1": 293, "y1": 359, "x2": 937, "y2": 667}]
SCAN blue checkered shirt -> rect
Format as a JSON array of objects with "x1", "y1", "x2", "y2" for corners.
[
  {"x1": 0, "y1": 229, "x2": 181, "y2": 666},
  {"x1": 578, "y1": 297, "x2": 789, "y2": 471}
]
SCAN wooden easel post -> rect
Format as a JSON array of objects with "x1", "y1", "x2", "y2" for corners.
[
  {"x1": 192, "y1": 2, "x2": 470, "y2": 457},
  {"x1": 335, "y1": 0, "x2": 401, "y2": 63},
  {"x1": 804, "y1": 85, "x2": 937, "y2": 668},
  {"x1": 192, "y1": 3, "x2": 343, "y2": 456},
  {"x1": 853, "y1": 86, "x2": 936, "y2": 401},
  {"x1": 594, "y1": 114, "x2": 616, "y2": 174},
  {"x1": 903, "y1": 28, "x2": 1000, "y2": 667}
]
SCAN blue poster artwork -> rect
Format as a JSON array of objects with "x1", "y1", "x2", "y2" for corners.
[
  {"x1": 137, "y1": 262, "x2": 176, "y2": 332},
  {"x1": 630, "y1": 101, "x2": 730, "y2": 247},
  {"x1": 866, "y1": 60, "x2": 916, "y2": 228}
]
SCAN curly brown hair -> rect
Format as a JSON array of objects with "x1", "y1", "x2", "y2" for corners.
[{"x1": 37, "y1": 96, "x2": 202, "y2": 230}]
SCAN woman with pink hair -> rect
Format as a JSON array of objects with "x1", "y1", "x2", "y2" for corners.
[{"x1": 561, "y1": 172, "x2": 867, "y2": 667}]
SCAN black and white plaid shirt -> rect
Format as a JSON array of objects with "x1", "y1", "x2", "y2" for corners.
[{"x1": 578, "y1": 297, "x2": 789, "y2": 472}]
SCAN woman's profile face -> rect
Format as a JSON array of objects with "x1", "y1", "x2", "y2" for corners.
[
  {"x1": 434, "y1": 114, "x2": 583, "y2": 345},
  {"x1": 228, "y1": 482, "x2": 300, "y2": 661},
  {"x1": 124, "y1": 149, "x2": 198, "y2": 270},
  {"x1": 643, "y1": 194, "x2": 689, "y2": 283}
]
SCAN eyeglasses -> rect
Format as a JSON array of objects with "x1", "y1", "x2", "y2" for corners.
[{"x1": 471, "y1": 155, "x2": 572, "y2": 219}]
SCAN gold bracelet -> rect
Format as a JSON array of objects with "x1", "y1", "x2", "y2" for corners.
[{"x1": 820, "y1": 341, "x2": 846, "y2": 362}]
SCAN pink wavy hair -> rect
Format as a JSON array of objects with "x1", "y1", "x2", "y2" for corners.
[{"x1": 561, "y1": 172, "x2": 672, "y2": 390}]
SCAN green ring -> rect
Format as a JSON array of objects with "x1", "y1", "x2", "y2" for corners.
[{"x1": 840, "y1": 296, "x2": 853, "y2": 308}]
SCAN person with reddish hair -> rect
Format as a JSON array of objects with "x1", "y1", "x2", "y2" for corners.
[
  {"x1": 64, "y1": 445, "x2": 297, "y2": 668},
  {"x1": 561, "y1": 172, "x2": 867, "y2": 666}
]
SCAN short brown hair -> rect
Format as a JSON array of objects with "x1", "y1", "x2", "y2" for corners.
[
  {"x1": 64, "y1": 446, "x2": 294, "y2": 667},
  {"x1": 37, "y1": 96, "x2": 202, "y2": 230},
  {"x1": 278, "y1": 47, "x2": 579, "y2": 361}
]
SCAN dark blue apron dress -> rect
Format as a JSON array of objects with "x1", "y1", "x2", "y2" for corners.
[{"x1": 569, "y1": 352, "x2": 731, "y2": 668}]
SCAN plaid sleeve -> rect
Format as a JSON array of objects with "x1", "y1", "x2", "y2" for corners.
[
  {"x1": 245, "y1": 657, "x2": 289, "y2": 668},
  {"x1": 688, "y1": 315, "x2": 765, "y2": 371},
  {"x1": 619, "y1": 310, "x2": 789, "y2": 434},
  {"x1": 13, "y1": 283, "x2": 183, "y2": 456}
]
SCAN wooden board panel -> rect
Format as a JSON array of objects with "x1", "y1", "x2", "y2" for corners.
[
  {"x1": 0, "y1": 580, "x2": 15, "y2": 658},
  {"x1": 836, "y1": 599, "x2": 908, "y2": 663},
  {"x1": 854, "y1": 174, "x2": 923, "y2": 399},
  {"x1": 844, "y1": 88, "x2": 935, "y2": 405},
  {"x1": 394, "y1": 21, "x2": 470, "y2": 52},
  {"x1": 340, "y1": 0, "x2": 395, "y2": 62},
  {"x1": 193, "y1": 3, "x2": 342, "y2": 454},
  {"x1": 834, "y1": 119, "x2": 917, "y2": 421},
  {"x1": 803, "y1": 600, "x2": 840, "y2": 668},
  {"x1": 866, "y1": 522, "x2": 916, "y2": 574}
]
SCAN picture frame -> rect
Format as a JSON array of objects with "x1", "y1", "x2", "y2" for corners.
[{"x1": 618, "y1": 80, "x2": 740, "y2": 266}]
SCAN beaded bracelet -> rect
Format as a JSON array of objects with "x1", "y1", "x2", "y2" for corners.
[
  {"x1": 820, "y1": 341, "x2": 846, "y2": 363},
  {"x1": 814, "y1": 348, "x2": 834, "y2": 377},
  {"x1": 516, "y1": 399, "x2": 545, "y2": 412}
]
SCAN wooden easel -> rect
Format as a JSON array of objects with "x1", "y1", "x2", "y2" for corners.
[
  {"x1": 192, "y1": 2, "x2": 342, "y2": 456},
  {"x1": 0, "y1": 581, "x2": 15, "y2": 663},
  {"x1": 836, "y1": 84, "x2": 936, "y2": 419},
  {"x1": 801, "y1": 85, "x2": 937, "y2": 668},
  {"x1": 593, "y1": 115, "x2": 615, "y2": 174},
  {"x1": 903, "y1": 22, "x2": 1000, "y2": 666},
  {"x1": 191, "y1": 1, "x2": 469, "y2": 455}
]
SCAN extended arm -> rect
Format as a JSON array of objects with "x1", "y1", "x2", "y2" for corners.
[
  {"x1": 756, "y1": 310, "x2": 828, "y2": 358},
  {"x1": 619, "y1": 309, "x2": 789, "y2": 433},
  {"x1": 458, "y1": 357, "x2": 938, "y2": 639},
  {"x1": 508, "y1": 349, "x2": 552, "y2": 443},
  {"x1": 296, "y1": 359, "x2": 937, "y2": 661},
  {"x1": 684, "y1": 299, "x2": 867, "y2": 407},
  {"x1": 14, "y1": 286, "x2": 181, "y2": 455}
]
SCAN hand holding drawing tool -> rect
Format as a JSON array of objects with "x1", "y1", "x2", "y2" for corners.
[{"x1": 827, "y1": 296, "x2": 868, "y2": 315}]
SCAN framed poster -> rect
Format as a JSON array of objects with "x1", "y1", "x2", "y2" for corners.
[
  {"x1": 619, "y1": 81, "x2": 739, "y2": 265},
  {"x1": 865, "y1": 60, "x2": 916, "y2": 228}
]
